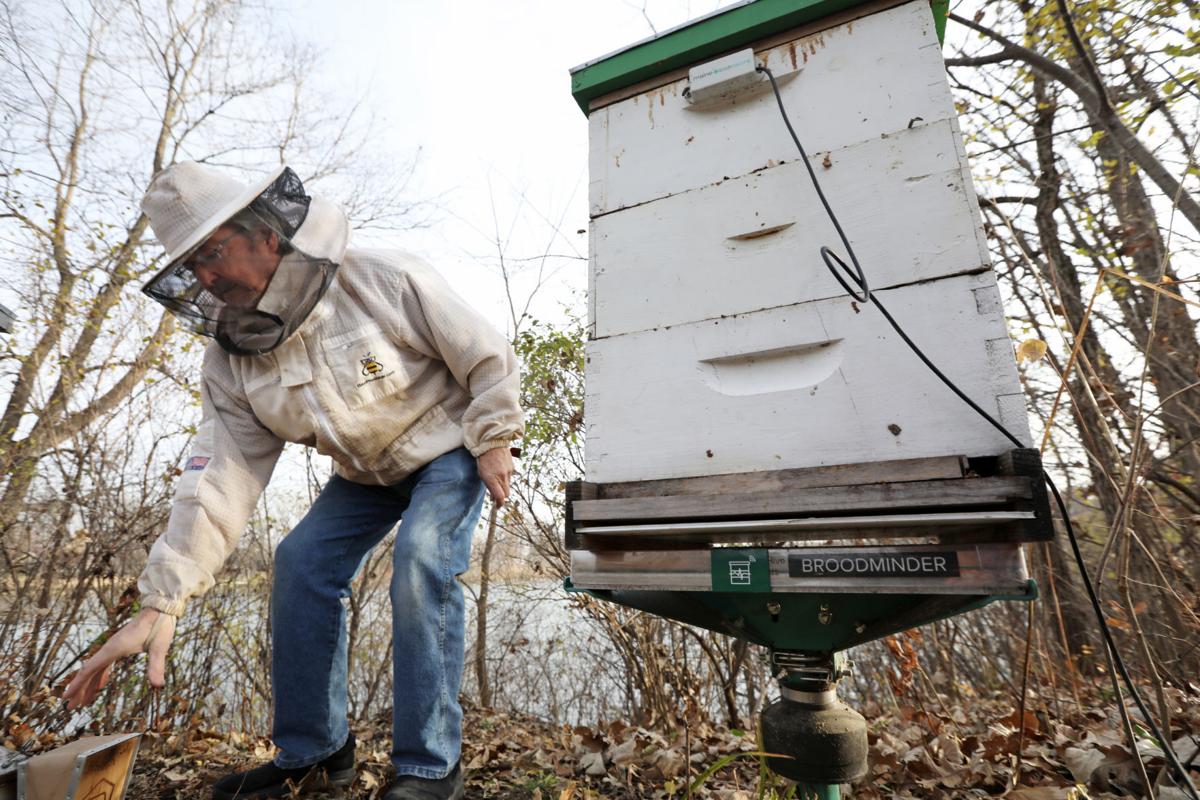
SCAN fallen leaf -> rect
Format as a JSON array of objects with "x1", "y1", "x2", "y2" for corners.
[
  {"x1": 653, "y1": 747, "x2": 685, "y2": 779},
  {"x1": 1063, "y1": 746, "x2": 1104, "y2": 783},
  {"x1": 609, "y1": 737, "x2": 638, "y2": 766},
  {"x1": 1008, "y1": 788, "x2": 1067, "y2": 799},
  {"x1": 1001, "y1": 709, "x2": 1041, "y2": 736},
  {"x1": 1156, "y1": 789, "x2": 1193, "y2": 800},
  {"x1": 1017, "y1": 338, "x2": 1048, "y2": 363},
  {"x1": 466, "y1": 748, "x2": 490, "y2": 770},
  {"x1": 572, "y1": 726, "x2": 605, "y2": 753},
  {"x1": 578, "y1": 751, "x2": 606, "y2": 776}
]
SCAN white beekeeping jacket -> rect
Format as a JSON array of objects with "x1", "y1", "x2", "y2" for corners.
[{"x1": 138, "y1": 198, "x2": 523, "y2": 616}]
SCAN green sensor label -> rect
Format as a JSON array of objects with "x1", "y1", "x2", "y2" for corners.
[
  {"x1": 788, "y1": 551, "x2": 960, "y2": 578},
  {"x1": 711, "y1": 549, "x2": 771, "y2": 592}
]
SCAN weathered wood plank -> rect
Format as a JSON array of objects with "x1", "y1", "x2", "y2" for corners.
[
  {"x1": 564, "y1": 480, "x2": 600, "y2": 550},
  {"x1": 577, "y1": 526, "x2": 1025, "y2": 551},
  {"x1": 575, "y1": 521, "x2": 1047, "y2": 550},
  {"x1": 568, "y1": 542, "x2": 1029, "y2": 595},
  {"x1": 577, "y1": 511, "x2": 1033, "y2": 535},
  {"x1": 573, "y1": 476, "x2": 1033, "y2": 522},
  {"x1": 574, "y1": 511, "x2": 1036, "y2": 547},
  {"x1": 599, "y1": 455, "x2": 965, "y2": 499}
]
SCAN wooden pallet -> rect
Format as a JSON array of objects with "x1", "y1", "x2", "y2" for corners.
[{"x1": 565, "y1": 449, "x2": 1053, "y2": 551}]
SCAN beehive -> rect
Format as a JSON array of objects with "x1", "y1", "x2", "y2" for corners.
[{"x1": 573, "y1": 0, "x2": 1030, "y2": 485}]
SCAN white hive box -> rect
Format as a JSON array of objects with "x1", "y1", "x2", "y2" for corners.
[{"x1": 573, "y1": 0, "x2": 1030, "y2": 485}]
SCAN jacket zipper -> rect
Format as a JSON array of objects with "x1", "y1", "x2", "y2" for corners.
[{"x1": 300, "y1": 382, "x2": 368, "y2": 474}]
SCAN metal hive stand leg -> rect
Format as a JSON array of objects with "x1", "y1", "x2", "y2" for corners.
[{"x1": 761, "y1": 651, "x2": 866, "y2": 798}]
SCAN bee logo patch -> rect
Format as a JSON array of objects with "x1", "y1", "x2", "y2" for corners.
[
  {"x1": 356, "y1": 353, "x2": 395, "y2": 387},
  {"x1": 360, "y1": 353, "x2": 384, "y2": 377}
]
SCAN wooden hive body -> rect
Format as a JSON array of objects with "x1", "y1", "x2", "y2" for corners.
[{"x1": 579, "y1": 0, "x2": 1031, "y2": 485}]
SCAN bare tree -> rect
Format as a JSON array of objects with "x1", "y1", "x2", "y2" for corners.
[
  {"x1": 945, "y1": 0, "x2": 1200, "y2": 745},
  {"x1": 0, "y1": 0, "x2": 425, "y2": 738}
]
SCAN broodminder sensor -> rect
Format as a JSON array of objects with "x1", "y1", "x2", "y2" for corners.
[{"x1": 684, "y1": 48, "x2": 764, "y2": 105}]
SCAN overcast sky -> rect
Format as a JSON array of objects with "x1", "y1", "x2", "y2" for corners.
[{"x1": 284, "y1": 0, "x2": 723, "y2": 332}]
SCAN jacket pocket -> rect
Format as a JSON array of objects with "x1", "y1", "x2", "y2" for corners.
[{"x1": 321, "y1": 324, "x2": 414, "y2": 409}]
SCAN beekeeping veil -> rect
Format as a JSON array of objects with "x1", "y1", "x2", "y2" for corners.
[{"x1": 140, "y1": 163, "x2": 348, "y2": 356}]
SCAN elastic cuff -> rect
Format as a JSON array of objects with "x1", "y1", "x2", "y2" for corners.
[
  {"x1": 139, "y1": 594, "x2": 185, "y2": 617},
  {"x1": 467, "y1": 439, "x2": 511, "y2": 458}
]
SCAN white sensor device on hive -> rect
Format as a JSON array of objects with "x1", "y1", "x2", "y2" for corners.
[{"x1": 684, "y1": 48, "x2": 765, "y2": 105}]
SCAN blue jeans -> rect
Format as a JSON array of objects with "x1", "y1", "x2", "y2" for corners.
[{"x1": 270, "y1": 447, "x2": 484, "y2": 779}]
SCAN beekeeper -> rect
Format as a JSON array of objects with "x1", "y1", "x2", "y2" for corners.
[{"x1": 63, "y1": 162, "x2": 523, "y2": 800}]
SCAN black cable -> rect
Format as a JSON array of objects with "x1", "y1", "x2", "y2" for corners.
[
  {"x1": 758, "y1": 67, "x2": 870, "y2": 305},
  {"x1": 757, "y1": 63, "x2": 1200, "y2": 798}
]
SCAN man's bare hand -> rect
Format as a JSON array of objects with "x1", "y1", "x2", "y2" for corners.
[
  {"x1": 477, "y1": 447, "x2": 514, "y2": 505},
  {"x1": 62, "y1": 608, "x2": 176, "y2": 710}
]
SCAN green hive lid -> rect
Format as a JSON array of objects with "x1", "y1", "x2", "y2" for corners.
[{"x1": 569, "y1": 0, "x2": 948, "y2": 114}]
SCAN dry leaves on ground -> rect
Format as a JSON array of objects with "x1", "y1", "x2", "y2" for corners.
[{"x1": 7, "y1": 686, "x2": 1195, "y2": 798}]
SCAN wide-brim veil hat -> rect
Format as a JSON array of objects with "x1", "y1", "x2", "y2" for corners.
[
  {"x1": 141, "y1": 162, "x2": 289, "y2": 268},
  {"x1": 138, "y1": 161, "x2": 342, "y2": 356}
]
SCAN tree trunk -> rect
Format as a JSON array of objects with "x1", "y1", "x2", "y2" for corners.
[
  {"x1": 1023, "y1": 66, "x2": 1116, "y2": 668},
  {"x1": 1093, "y1": 130, "x2": 1200, "y2": 481},
  {"x1": 474, "y1": 503, "x2": 498, "y2": 707}
]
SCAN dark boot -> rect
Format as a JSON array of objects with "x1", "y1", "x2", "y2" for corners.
[
  {"x1": 382, "y1": 761, "x2": 464, "y2": 800},
  {"x1": 211, "y1": 734, "x2": 356, "y2": 799}
]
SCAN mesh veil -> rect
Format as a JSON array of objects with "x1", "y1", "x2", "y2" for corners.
[{"x1": 142, "y1": 168, "x2": 338, "y2": 356}]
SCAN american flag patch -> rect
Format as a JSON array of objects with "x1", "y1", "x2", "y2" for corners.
[{"x1": 185, "y1": 456, "x2": 210, "y2": 471}]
